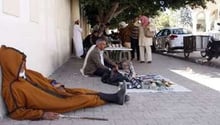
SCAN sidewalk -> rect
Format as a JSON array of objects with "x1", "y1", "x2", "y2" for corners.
[
  {"x1": 157, "y1": 50, "x2": 220, "y2": 69},
  {"x1": 1, "y1": 53, "x2": 220, "y2": 125}
]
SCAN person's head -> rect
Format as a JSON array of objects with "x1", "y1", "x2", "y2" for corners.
[
  {"x1": 0, "y1": 45, "x2": 27, "y2": 81},
  {"x1": 96, "y1": 37, "x2": 107, "y2": 50},
  {"x1": 105, "y1": 22, "x2": 110, "y2": 28},
  {"x1": 19, "y1": 61, "x2": 27, "y2": 78},
  {"x1": 92, "y1": 30, "x2": 99, "y2": 36},
  {"x1": 99, "y1": 24, "x2": 106, "y2": 32},
  {"x1": 140, "y1": 16, "x2": 149, "y2": 27},
  {"x1": 75, "y1": 20, "x2": 79, "y2": 25},
  {"x1": 20, "y1": 61, "x2": 26, "y2": 73},
  {"x1": 93, "y1": 24, "x2": 100, "y2": 32},
  {"x1": 119, "y1": 21, "x2": 128, "y2": 29}
]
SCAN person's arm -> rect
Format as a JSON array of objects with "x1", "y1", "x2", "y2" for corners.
[
  {"x1": 42, "y1": 112, "x2": 60, "y2": 120},
  {"x1": 27, "y1": 70, "x2": 65, "y2": 88},
  {"x1": 103, "y1": 53, "x2": 117, "y2": 69},
  {"x1": 50, "y1": 80, "x2": 66, "y2": 92}
]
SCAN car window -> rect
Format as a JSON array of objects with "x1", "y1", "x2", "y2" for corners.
[
  {"x1": 156, "y1": 30, "x2": 163, "y2": 37},
  {"x1": 183, "y1": 28, "x2": 191, "y2": 34},
  {"x1": 172, "y1": 28, "x2": 191, "y2": 34},
  {"x1": 163, "y1": 29, "x2": 171, "y2": 36}
]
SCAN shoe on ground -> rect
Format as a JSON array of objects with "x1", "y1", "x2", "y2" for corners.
[
  {"x1": 147, "y1": 61, "x2": 152, "y2": 63},
  {"x1": 80, "y1": 69, "x2": 88, "y2": 77},
  {"x1": 140, "y1": 61, "x2": 145, "y2": 63},
  {"x1": 117, "y1": 82, "x2": 126, "y2": 105},
  {"x1": 125, "y1": 95, "x2": 130, "y2": 102}
]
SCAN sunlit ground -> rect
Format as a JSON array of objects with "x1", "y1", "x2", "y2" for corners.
[{"x1": 171, "y1": 67, "x2": 220, "y2": 91}]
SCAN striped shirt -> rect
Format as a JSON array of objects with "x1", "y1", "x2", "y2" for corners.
[{"x1": 131, "y1": 26, "x2": 139, "y2": 39}]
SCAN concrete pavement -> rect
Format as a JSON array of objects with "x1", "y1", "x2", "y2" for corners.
[
  {"x1": 157, "y1": 50, "x2": 220, "y2": 69},
  {"x1": 1, "y1": 53, "x2": 220, "y2": 125}
]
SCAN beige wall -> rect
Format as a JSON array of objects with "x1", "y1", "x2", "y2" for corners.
[
  {"x1": 192, "y1": 0, "x2": 220, "y2": 34},
  {"x1": 71, "y1": 0, "x2": 80, "y2": 23},
  {"x1": 71, "y1": 0, "x2": 90, "y2": 55},
  {"x1": 0, "y1": 0, "x2": 72, "y2": 76}
]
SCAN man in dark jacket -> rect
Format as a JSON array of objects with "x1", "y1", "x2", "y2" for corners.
[{"x1": 81, "y1": 30, "x2": 99, "y2": 58}]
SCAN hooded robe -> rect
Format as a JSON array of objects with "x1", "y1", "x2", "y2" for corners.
[{"x1": 0, "y1": 45, "x2": 105, "y2": 120}]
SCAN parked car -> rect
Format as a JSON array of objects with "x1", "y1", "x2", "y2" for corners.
[{"x1": 153, "y1": 27, "x2": 192, "y2": 52}]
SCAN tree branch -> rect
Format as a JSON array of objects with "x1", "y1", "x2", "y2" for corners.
[
  {"x1": 110, "y1": 5, "x2": 130, "y2": 21},
  {"x1": 104, "y1": 2, "x2": 119, "y2": 23}
]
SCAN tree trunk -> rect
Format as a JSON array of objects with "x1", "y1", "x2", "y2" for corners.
[
  {"x1": 103, "y1": 2, "x2": 119, "y2": 23},
  {"x1": 97, "y1": 2, "x2": 130, "y2": 24}
]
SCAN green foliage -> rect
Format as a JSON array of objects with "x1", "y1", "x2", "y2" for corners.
[
  {"x1": 154, "y1": 12, "x2": 171, "y2": 30},
  {"x1": 180, "y1": 7, "x2": 193, "y2": 27},
  {"x1": 80, "y1": 0, "x2": 215, "y2": 27}
]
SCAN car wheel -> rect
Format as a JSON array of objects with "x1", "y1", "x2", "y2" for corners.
[
  {"x1": 206, "y1": 55, "x2": 213, "y2": 61},
  {"x1": 153, "y1": 40, "x2": 160, "y2": 52},
  {"x1": 200, "y1": 51, "x2": 206, "y2": 57},
  {"x1": 151, "y1": 43, "x2": 156, "y2": 52},
  {"x1": 165, "y1": 43, "x2": 170, "y2": 52},
  {"x1": 184, "y1": 51, "x2": 190, "y2": 58},
  {"x1": 205, "y1": 43, "x2": 213, "y2": 61}
]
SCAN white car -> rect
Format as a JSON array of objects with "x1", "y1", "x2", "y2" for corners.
[{"x1": 153, "y1": 27, "x2": 192, "y2": 51}]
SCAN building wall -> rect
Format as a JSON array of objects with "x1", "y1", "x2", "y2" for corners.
[
  {"x1": 192, "y1": 0, "x2": 220, "y2": 34},
  {"x1": 0, "y1": 0, "x2": 72, "y2": 76},
  {"x1": 71, "y1": 0, "x2": 91, "y2": 57}
]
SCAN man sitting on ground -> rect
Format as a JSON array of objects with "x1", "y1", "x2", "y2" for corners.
[
  {"x1": 83, "y1": 37, "x2": 118, "y2": 77},
  {"x1": 0, "y1": 45, "x2": 129, "y2": 120}
]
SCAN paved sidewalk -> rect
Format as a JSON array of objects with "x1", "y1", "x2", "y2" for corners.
[
  {"x1": 1, "y1": 53, "x2": 220, "y2": 125},
  {"x1": 156, "y1": 50, "x2": 220, "y2": 69}
]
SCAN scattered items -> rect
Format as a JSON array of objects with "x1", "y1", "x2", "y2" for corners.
[
  {"x1": 124, "y1": 74, "x2": 174, "y2": 90},
  {"x1": 136, "y1": 74, "x2": 174, "y2": 90},
  {"x1": 118, "y1": 61, "x2": 175, "y2": 91}
]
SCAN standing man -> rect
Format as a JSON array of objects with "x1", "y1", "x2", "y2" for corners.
[
  {"x1": 81, "y1": 30, "x2": 99, "y2": 58},
  {"x1": 118, "y1": 21, "x2": 131, "y2": 48},
  {"x1": 130, "y1": 17, "x2": 140, "y2": 61},
  {"x1": 139, "y1": 16, "x2": 155, "y2": 63},
  {"x1": 73, "y1": 20, "x2": 84, "y2": 58}
]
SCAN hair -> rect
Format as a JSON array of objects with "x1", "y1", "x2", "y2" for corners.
[
  {"x1": 75, "y1": 20, "x2": 79, "y2": 24},
  {"x1": 140, "y1": 16, "x2": 149, "y2": 27},
  {"x1": 105, "y1": 22, "x2": 110, "y2": 26},
  {"x1": 95, "y1": 37, "x2": 107, "y2": 45}
]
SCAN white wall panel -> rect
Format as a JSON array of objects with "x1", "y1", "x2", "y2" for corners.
[
  {"x1": 0, "y1": 0, "x2": 72, "y2": 76},
  {"x1": 30, "y1": 0, "x2": 39, "y2": 23},
  {"x1": 2, "y1": 0, "x2": 20, "y2": 17},
  {"x1": 0, "y1": 0, "x2": 74, "y2": 119}
]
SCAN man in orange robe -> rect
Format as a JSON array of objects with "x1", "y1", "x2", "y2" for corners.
[{"x1": 0, "y1": 45, "x2": 128, "y2": 120}]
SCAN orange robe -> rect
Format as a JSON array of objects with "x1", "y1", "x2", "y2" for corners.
[{"x1": 0, "y1": 45, "x2": 106, "y2": 120}]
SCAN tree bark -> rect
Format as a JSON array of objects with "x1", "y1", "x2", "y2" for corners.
[
  {"x1": 111, "y1": 5, "x2": 130, "y2": 21},
  {"x1": 97, "y1": 2, "x2": 130, "y2": 24},
  {"x1": 104, "y1": 2, "x2": 119, "y2": 23}
]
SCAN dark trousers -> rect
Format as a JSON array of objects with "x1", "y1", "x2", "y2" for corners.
[
  {"x1": 94, "y1": 68, "x2": 110, "y2": 77},
  {"x1": 131, "y1": 37, "x2": 140, "y2": 60}
]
